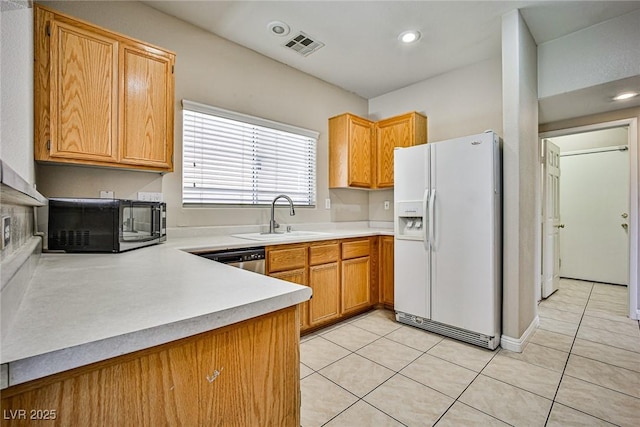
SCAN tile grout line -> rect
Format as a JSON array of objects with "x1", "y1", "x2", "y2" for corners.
[
  {"x1": 541, "y1": 280, "x2": 633, "y2": 427},
  {"x1": 305, "y1": 311, "x2": 414, "y2": 426},
  {"x1": 315, "y1": 311, "x2": 495, "y2": 426},
  {"x1": 542, "y1": 281, "x2": 592, "y2": 426},
  {"x1": 315, "y1": 311, "x2": 524, "y2": 426},
  {"x1": 382, "y1": 319, "x2": 505, "y2": 425},
  {"x1": 317, "y1": 315, "x2": 422, "y2": 427},
  {"x1": 430, "y1": 353, "x2": 505, "y2": 427}
]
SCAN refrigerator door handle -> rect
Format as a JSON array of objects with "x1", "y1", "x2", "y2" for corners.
[
  {"x1": 423, "y1": 189, "x2": 429, "y2": 249},
  {"x1": 429, "y1": 189, "x2": 436, "y2": 250}
]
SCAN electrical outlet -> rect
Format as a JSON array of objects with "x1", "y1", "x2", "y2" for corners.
[
  {"x1": 2, "y1": 216, "x2": 10, "y2": 249},
  {"x1": 137, "y1": 192, "x2": 163, "y2": 202},
  {"x1": 384, "y1": 200, "x2": 390, "y2": 210},
  {"x1": 99, "y1": 190, "x2": 114, "y2": 199},
  {"x1": 325, "y1": 198, "x2": 331, "y2": 209}
]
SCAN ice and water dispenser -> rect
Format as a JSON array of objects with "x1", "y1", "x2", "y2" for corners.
[{"x1": 395, "y1": 201, "x2": 425, "y2": 240}]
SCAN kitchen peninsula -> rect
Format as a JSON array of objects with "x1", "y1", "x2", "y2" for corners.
[{"x1": 0, "y1": 225, "x2": 391, "y2": 426}]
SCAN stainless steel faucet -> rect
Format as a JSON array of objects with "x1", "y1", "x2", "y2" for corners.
[{"x1": 269, "y1": 194, "x2": 295, "y2": 234}]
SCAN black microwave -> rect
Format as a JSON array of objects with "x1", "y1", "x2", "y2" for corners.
[{"x1": 48, "y1": 198, "x2": 166, "y2": 253}]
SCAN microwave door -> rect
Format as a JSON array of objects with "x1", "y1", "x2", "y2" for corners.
[{"x1": 120, "y1": 204, "x2": 153, "y2": 243}]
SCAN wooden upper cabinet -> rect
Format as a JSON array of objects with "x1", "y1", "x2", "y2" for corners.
[
  {"x1": 120, "y1": 43, "x2": 174, "y2": 169},
  {"x1": 329, "y1": 111, "x2": 427, "y2": 189},
  {"x1": 375, "y1": 112, "x2": 428, "y2": 188},
  {"x1": 329, "y1": 113, "x2": 375, "y2": 189},
  {"x1": 48, "y1": 17, "x2": 119, "y2": 163},
  {"x1": 34, "y1": 5, "x2": 175, "y2": 172}
]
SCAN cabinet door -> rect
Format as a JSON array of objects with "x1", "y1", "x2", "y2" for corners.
[
  {"x1": 270, "y1": 269, "x2": 309, "y2": 331},
  {"x1": 375, "y1": 112, "x2": 428, "y2": 188},
  {"x1": 49, "y1": 19, "x2": 119, "y2": 162},
  {"x1": 376, "y1": 117, "x2": 410, "y2": 188},
  {"x1": 120, "y1": 43, "x2": 174, "y2": 170},
  {"x1": 380, "y1": 236, "x2": 394, "y2": 307},
  {"x1": 308, "y1": 262, "x2": 340, "y2": 326},
  {"x1": 348, "y1": 116, "x2": 375, "y2": 188},
  {"x1": 342, "y1": 257, "x2": 371, "y2": 314}
]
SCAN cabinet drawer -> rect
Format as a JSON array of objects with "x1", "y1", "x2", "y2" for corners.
[
  {"x1": 309, "y1": 242, "x2": 339, "y2": 265},
  {"x1": 342, "y1": 239, "x2": 370, "y2": 259},
  {"x1": 268, "y1": 246, "x2": 307, "y2": 273}
]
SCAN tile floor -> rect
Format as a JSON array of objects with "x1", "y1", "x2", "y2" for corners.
[{"x1": 299, "y1": 278, "x2": 640, "y2": 426}]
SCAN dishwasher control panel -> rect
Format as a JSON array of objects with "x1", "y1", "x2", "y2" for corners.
[{"x1": 196, "y1": 247, "x2": 265, "y2": 263}]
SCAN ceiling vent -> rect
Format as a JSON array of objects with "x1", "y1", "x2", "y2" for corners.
[{"x1": 284, "y1": 32, "x2": 324, "y2": 57}]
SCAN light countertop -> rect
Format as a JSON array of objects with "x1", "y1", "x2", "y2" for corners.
[{"x1": 1, "y1": 224, "x2": 392, "y2": 387}]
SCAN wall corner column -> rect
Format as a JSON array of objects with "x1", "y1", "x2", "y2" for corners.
[{"x1": 501, "y1": 10, "x2": 539, "y2": 349}]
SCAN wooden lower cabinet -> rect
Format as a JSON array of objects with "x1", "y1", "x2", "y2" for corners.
[
  {"x1": 308, "y1": 262, "x2": 341, "y2": 326},
  {"x1": 380, "y1": 236, "x2": 395, "y2": 308},
  {"x1": 271, "y1": 268, "x2": 309, "y2": 330},
  {"x1": 267, "y1": 237, "x2": 380, "y2": 333},
  {"x1": 267, "y1": 245, "x2": 306, "y2": 272},
  {"x1": 341, "y1": 257, "x2": 371, "y2": 314},
  {"x1": 0, "y1": 307, "x2": 300, "y2": 426}
]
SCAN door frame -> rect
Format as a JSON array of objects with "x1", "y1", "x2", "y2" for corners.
[{"x1": 539, "y1": 118, "x2": 638, "y2": 320}]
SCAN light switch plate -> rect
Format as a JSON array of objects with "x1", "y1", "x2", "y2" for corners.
[
  {"x1": 2, "y1": 216, "x2": 10, "y2": 249},
  {"x1": 384, "y1": 200, "x2": 390, "y2": 210},
  {"x1": 325, "y1": 198, "x2": 331, "y2": 209},
  {"x1": 100, "y1": 190, "x2": 114, "y2": 199}
]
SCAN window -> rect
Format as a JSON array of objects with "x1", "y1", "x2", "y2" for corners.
[{"x1": 182, "y1": 100, "x2": 318, "y2": 206}]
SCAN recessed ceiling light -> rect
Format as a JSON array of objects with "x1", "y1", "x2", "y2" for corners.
[
  {"x1": 398, "y1": 30, "x2": 421, "y2": 44},
  {"x1": 613, "y1": 92, "x2": 638, "y2": 101},
  {"x1": 268, "y1": 21, "x2": 290, "y2": 37}
]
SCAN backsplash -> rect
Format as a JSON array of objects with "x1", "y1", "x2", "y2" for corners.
[
  {"x1": 0, "y1": 202, "x2": 34, "y2": 262},
  {"x1": 0, "y1": 161, "x2": 47, "y2": 357}
]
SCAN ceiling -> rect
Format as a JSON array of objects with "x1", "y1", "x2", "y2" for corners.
[{"x1": 144, "y1": 0, "x2": 640, "y2": 121}]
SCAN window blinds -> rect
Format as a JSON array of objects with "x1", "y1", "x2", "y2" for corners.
[{"x1": 182, "y1": 100, "x2": 318, "y2": 206}]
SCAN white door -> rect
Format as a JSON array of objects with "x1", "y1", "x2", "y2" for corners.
[
  {"x1": 542, "y1": 140, "x2": 561, "y2": 298},
  {"x1": 560, "y1": 148, "x2": 629, "y2": 285}
]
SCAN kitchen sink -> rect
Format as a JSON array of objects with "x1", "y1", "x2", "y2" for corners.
[{"x1": 233, "y1": 231, "x2": 330, "y2": 241}]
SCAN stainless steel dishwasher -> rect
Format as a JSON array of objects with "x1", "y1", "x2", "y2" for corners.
[{"x1": 196, "y1": 247, "x2": 265, "y2": 274}]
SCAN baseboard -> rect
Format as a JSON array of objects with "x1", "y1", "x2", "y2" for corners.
[{"x1": 500, "y1": 316, "x2": 539, "y2": 353}]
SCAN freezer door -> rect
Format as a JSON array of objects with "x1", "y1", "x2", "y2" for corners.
[
  {"x1": 430, "y1": 132, "x2": 500, "y2": 336},
  {"x1": 393, "y1": 144, "x2": 428, "y2": 201},
  {"x1": 394, "y1": 144, "x2": 431, "y2": 319},
  {"x1": 394, "y1": 239, "x2": 430, "y2": 319}
]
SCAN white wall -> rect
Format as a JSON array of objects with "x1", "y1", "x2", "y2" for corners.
[
  {"x1": 37, "y1": 1, "x2": 369, "y2": 229},
  {"x1": 549, "y1": 127, "x2": 628, "y2": 153},
  {"x1": 1, "y1": 0, "x2": 34, "y2": 184},
  {"x1": 369, "y1": 57, "x2": 503, "y2": 142},
  {"x1": 367, "y1": 57, "x2": 503, "y2": 222},
  {"x1": 501, "y1": 10, "x2": 539, "y2": 344},
  {"x1": 538, "y1": 9, "x2": 640, "y2": 99}
]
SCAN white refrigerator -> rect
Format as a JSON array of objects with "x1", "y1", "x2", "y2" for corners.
[{"x1": 394, "y1": 131, "x2": 502, "y2": 349}]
